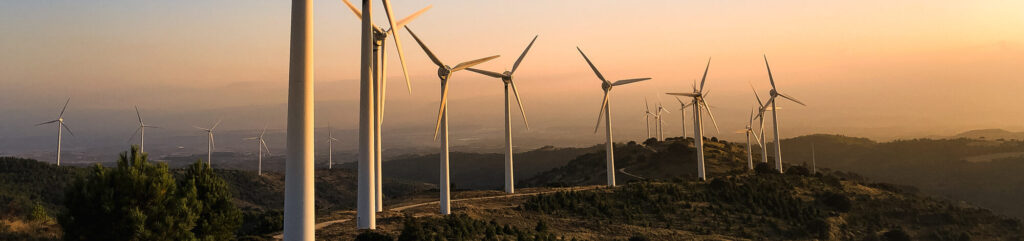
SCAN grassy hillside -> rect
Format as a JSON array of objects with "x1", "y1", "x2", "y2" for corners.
[
  {"x1": 777, "y1": 134, "x2": 1024, "y2": 219},
  {"x1": 320, "y1": 168, "x2": 1023, "y2": 240},
  {"x1": 523, "y1": 137, "x2": 748, "y2": 187},
  {"x1": 342, "y1": 146, "x2": 599, "y2": 190}
]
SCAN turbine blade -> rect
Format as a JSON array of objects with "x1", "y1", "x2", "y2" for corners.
[
  {"x1": 701, "y1": 101, "x2": 720, "y2": 134},
  {"x1": 433, "y1": 77, "x2": 451, "y2": 140},
  {"x1": 777, "y1": 93, "x2": 806, "y2": 106},
  {"x1": 212, "y1": 119, "x2": 222, "y2": 130},
  {"x1": 452, "y1": 55, "x2": 500, "y2": 72},
  {"x1": 381, "y1": 41, "x2": 390, "y2": 123},
  {"x1": 763, "y1": 54, "x2": 776, "y2": 89},
  {"x1": 59, "y1": 98, "x2": 70, "y2": 118},
  {"x1": 611, "y1": 78, "x2": 651, "y2": 86},
  {"x1": 699, "y1": 58, "x2": 711, "y2": 92},
  {"x1": 576, "y1": 47, "x2": 607, "y2": 83},
  {"x1": 128, "y1": 126, "x2": 141, "y2": 143},
  {"x1": 135, "y1": 106, "x2": 143, "y2": 123},
  {"x1": 394, "y1": 5, "x2": 431, "y2": 30},
  {"x1": 340, "y1": 0, "x2": 362, "y2": 20},
  {"x1": 644, "y1": 98, "x2": 650, "y2": 112},
  {"x1": 750, "y1": 82, "x2": 764, "y2": 106},
  {"x1": 511, "y1": 35, "x2": 538, "y2": 74},
  {"x1": 61, "y1": 123, "x2": 74, "y2": 136},
  {"x1": 243, "y1": 137, "x2": 258, "y2": 140},
  {"x1": 466, "y1": 68, "x2": 505, "y2": 79},
  {"x1": 510, "y1": 80, "x2": 529, "y2": 129},
  {"x1": 405, "y1": 26, "x2": 445, "y2": 67},
  {"x1": 382, "y1": 0, "x2": 414, "y2": 94},
  {"x1": 594, "y1": 91, "x2": 609, "y2": 133},
  {"x1": 666, "y1": 92, "x2": 699, "y2": 97},
  {"x1": 262, "y1": 140, "x2": 271, "y2": 156},
  {"x1": 751, "y1": 130, "x2": 763, "y2": 146},
  {"x1": 36, "y1": 120, "x2": 59, "y2": 126}
]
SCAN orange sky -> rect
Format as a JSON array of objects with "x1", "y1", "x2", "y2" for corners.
[{"x1": 2, "y1": 0, "x2": 1024, "y2": 150}]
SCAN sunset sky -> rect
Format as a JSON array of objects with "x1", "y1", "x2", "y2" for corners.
[{"x1": 2, "y1": 0, "x2": 1023, "y2": 155}]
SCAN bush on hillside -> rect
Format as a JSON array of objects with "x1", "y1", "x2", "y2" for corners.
[
  {"x1": 754, "y1": 162, "x2": 776, "y2": 174},
  {"x1": 786, "y1": 166, "x2": 811, "y2": 176},
  {"x1": 61, "y1": 146, "x2": 241, "y2": 241},
  {"x1": 820, "y1": 192, "x2": 852, "y2": 213}
]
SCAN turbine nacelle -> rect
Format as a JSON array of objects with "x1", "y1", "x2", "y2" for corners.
[
  {"x1": 437, "y1": 66, "x2": 452, "y2": 80},
  {"x1": 601, "y1": 81, "x2": 612, "y2": 91}
]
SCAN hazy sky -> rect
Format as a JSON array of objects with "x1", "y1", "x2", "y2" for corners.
[{"x1": 2, "y1": 0, "x2": 1024, "y2": 155}]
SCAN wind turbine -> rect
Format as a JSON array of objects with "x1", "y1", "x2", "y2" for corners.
[
  {"x1": 128, "y1": 106, "x2": 159, "y2": 153},
  {"x1": 244, "y1": 127, "x2": 271, "y2": 176},
  {"x1": 406, "y1": 26, "x2": 500, "y2": 215},
  {"x1": 654, "y1": 98, "x2": 670, "y2": 141},
  {"x1": 672, "y1": 96, "x2": 693, "y2": 140},
  {"x1": 326, "y1": 125, "x2": 338, "y2": 170},
  {"x1": 36, "y1": 98, "x2": 73, "y2": 166},
  {"x1": 751, "y1": 84, "x2": 770, "y2": 165},
  {"x1": 350, "y1": 0, "x2": 416, "y2": 230},
  {"x1": 194, "y1": 119, "x2": 221, "y2": 167},
  {"x1": 811, "y1": 143, "x2": 817, "y2": 174},
  {"x1": 737, "y1": 108, "x2": 763, "y2": 170},
  {"x1": 341, "y1": 0, "x2": 430, "y2": 213},
  {"x1": 761, "y1": 54, "x2": 806, "y2": 173},
  {"x1": 578, "y1": 47, "x2": 651, "y2": 187},
  {"x1": 465, "y1": 35, "x2": 537, "y2": 194},
  {"x1": 643, "y1": 98, "x2": 653, "y2": 140},
  {"x1": 667, "y1": 59, "x2": 719, "y2": 181},
  {"x1": 283, "y1": 0, "x2": 315, "y2": 238}
]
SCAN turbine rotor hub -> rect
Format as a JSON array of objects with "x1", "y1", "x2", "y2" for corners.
[
  {"x1": 769, "y1": 89, "x2": 778, "y2": 96},
  {"x1": 602, "y1": 81, "x2": 611, "y2": 91},
  {"x1": 437, "y1": 66, "x2": 452, "y2": 80}
]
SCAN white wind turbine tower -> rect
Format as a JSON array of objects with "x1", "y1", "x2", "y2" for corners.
[
  {"x1": 36, "y1": 98, "x2": 73, "y2": 166},
  {"x1": 737, "y1": 109, "x2": 763, "y2": 170},
  {"x1": 350, "y1": 0, "x2": 414, "y2": 230},
  {"x1": 672, "y1": 96, "x2": 693, "y2": 140},
  {"x1": 129, "y1": 106, "x2": 159, "y2": 153},
  {"x1": 654, "y1": 98, "x2": 670, "y2": 141},
  {"x1": 341, "y1": 0, "x2": 430, "y2": 213},
  {"x1": 578, "y1": 47, "x2": 651, "y2": 187},
  {"x1": 667, "y1": 59, "x2": 720, "y2": 181},
  {"x1": 465, "y1": 35, "x2": 538, "y2": 194},
  {"x1": 762, "y1": 55, "x2": 806, "y2": 173},
  {"x1": 811, "y1": 143, "x2": 817, "y2": 174},
  {"x1": 283, "y1": 0, "x2": 315, "y2": 238},
  {"x1": 751, "y1": 84, "x2": 770, "y2": 165},
  {"x1": 194, "y1": 120, "x2": 221, "y2": 167},
  {"x1": 326, "y1": 125, "x2": 339, "y2": 170},
  {"x1": 244, "y1": 127, "x2": 271, "y2": 176},
  {"x1": 406, "y1": 26, "x2": 500, "y2": 215},
  {"x1": 643, "y1": 98, "x2": 653, "y2": 140}
]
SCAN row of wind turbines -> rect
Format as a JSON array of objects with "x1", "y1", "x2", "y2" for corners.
[{"x1": 35, "y1": 1, "x2": 810, "y2": 238}]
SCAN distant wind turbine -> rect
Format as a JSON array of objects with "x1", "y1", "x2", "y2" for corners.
[
  {"x1": 36, "y1": 98, "x2": 73, "y2": 166},
  {"x1": 672, "y1": 96, "x2": 693, "y2": 140},
  {"x1": 326, "y1": 125, "x2": 339, "y2": 170},
  {"x1": 667, "y1": 58, "x2": 720, "y2": 181},
  {"x1": 244, "y1": 126, "x2": 271, "y2": 176},
  {"x1": 751, "y1": 84, "x2": 770, "y2": 165},
  {"x1": 737, "y1": 108, "x2": 763, "y2": 170},
  {"x1": 128, "y1": 106, "x2": 159, "y2": 153},
  {"x1": 811, "y1": 143, "x2": 817, "y2": 174},
  {"x1": 761, "y1": 55, "x2": 807, "y2": 173},
  {"x1": 465, "y1": 35, "x2": 537, "y2": 194},
  {"x1": 643, "y1": 98, "x2": 653, "y2": 140},
  {"x1": 578, "y1": 47, "x2": 651, "y2": 187},
  {"x1": 407, "y1": 26, "x2": 500, "y2": 214},
  {"x1": 194, "y1": 119, "x2": 221, "y2": 167},
  {"x1": 654, "y1": 98, "x2": 670, "y2": 141}
]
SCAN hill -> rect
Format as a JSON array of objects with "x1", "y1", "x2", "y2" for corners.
[
  {"x1": 315, "y1": 164, "x2": 1023, "y2": 240},
  {"x1": 776, "y1": 134, "x2": 1024, "y2": 219},
  {"x1": 954, "y1": 128, "x2": 1024, "y2": 140},
  {"x1": 341, "y1": 145, "x2": 599, "y2": 190},
  {"x1": 523, "y1": 137, "x2": 747, "y2": 187}
]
